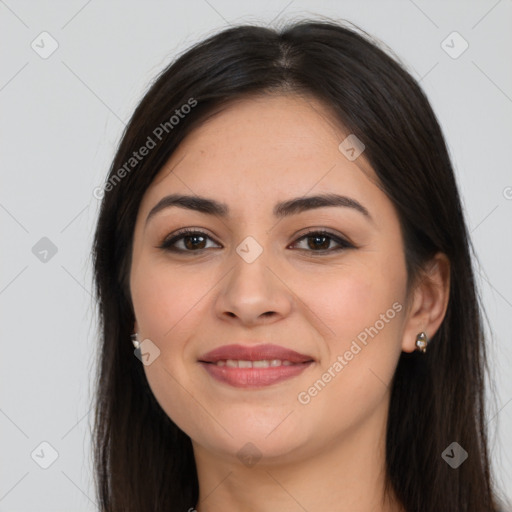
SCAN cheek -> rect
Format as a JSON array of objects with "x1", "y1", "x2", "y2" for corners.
[
  {"x1": 131, "y1": 258, "x2": 213, "y2": 340},
  {"x1": 291, "y1": 277, "x2": 404, "y2": 449},
  {"x1": 130, "y1": 260, "x2": 220, "y2": 435},
  {"x1": 292, "y1": 262, "x2": 402, "y2": 351},
  {"x1": 291, "y1": 261, "x2": 405, "y2": 409}
]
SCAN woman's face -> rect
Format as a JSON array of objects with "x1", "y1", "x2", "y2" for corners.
[{"x1": 129, "y1": 94, "x2": 416, "y2": 464}]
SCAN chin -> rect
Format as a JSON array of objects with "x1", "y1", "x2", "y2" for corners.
[{"x1": 191, "y1": 417, "x2": 315, "y2": 466}]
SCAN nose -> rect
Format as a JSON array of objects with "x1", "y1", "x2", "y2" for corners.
[{"x1": 214, "y1": 247, "x2": 293, "y2": 327}]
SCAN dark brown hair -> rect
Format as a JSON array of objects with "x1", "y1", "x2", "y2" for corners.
[{"x1": 91, "y1": 19, "x2": 503, "y2": 511}]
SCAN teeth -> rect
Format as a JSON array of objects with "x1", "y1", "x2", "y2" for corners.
[
  {"x1": 215, "y1": 359, "x2": 297, "y2": 368},
  {"x1": 253, "y1": 360, "x2": 269, "y2": 368}
]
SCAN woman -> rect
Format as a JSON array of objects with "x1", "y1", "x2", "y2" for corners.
[{"x1": 91, "y1": 19, "x2": 504, "y2": 511}]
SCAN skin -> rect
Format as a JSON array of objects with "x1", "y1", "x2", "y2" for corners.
[{"x1": 129, "y1": 93, "x2": 450, "y2": 512}]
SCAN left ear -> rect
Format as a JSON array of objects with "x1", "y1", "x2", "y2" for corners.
[{"x1": 401, "y1": 252, "x2": 451, "y2": 353}]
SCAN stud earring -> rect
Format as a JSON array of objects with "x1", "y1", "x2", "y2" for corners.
[
  {"x1": 415, "y1": 331, "x2": 429, "y2": 353},
  {"x1": 131, "y1": 332, "x2": 140, "y2": 349}
]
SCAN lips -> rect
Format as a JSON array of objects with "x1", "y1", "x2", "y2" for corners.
[
  {"x1": 198, "y1": 344, "x2": 314, "y2": 364},
  {"x1": 198, "y1": 344, "x2": 315, "y2": 388}
]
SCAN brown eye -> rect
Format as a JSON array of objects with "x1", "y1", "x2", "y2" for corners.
[
  {"x1": 157, "y1": 228, "x2": 355, "y2": 255},
  {"x1": 291, "y1": 230, "x2": 354, "y2": 253},
  {"x1": 158, "y1": 229, "x2": 220, "y2": 253}
]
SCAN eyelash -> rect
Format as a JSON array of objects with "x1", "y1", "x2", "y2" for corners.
[{"x1": 157, "y1": 228, "x2": 355, "y2": 255}]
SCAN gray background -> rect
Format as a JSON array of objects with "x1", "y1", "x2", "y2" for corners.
[{"x1": 1, "y1": 0, "x2": 511, "y2": 510}]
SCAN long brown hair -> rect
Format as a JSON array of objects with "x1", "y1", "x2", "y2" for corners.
[{"x1": 91, "y1": 19, "x2": 503, "y2": 511}]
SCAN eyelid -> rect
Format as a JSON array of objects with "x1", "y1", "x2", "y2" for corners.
[
  {"x1": 157, "y1": 227, "x2": 221, "y2": 250},
  {"x1": 290, "y1": 228, "x2": 355, "y2": 251},
  {"x1": 157, "y1": 227, "x2": 355, "y2": 253}
]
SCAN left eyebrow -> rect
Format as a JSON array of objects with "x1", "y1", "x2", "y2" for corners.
[{"x1": 145, "y1": 192, "x2": 373, "y2": 226}]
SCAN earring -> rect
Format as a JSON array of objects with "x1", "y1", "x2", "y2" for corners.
[
  {"x1": 131, "y1": 332, "x2": 141, "y2": 349},
  {"x1": 415, "y1": 331, "x2": 429, "y2": 353}
]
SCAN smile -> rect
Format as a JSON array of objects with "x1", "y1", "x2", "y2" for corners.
[{"x1": 198, "y1": 343, "x2": 315, "y2": 387}]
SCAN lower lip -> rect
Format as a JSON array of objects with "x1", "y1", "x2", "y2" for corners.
[{"x1": 199, "y1": 361, "x2": 314, "y2": 388}]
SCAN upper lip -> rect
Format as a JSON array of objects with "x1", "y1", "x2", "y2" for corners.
[{"x1": 199, "y1": 344, "x2": 314, "y2": 363}]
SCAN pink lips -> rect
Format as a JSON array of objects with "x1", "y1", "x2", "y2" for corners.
[{"x1": 198, "y1": 344, "x2": 315, "y2": 388}]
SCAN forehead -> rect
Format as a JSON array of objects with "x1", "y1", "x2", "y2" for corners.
[{"x1": 146, "y1": 94, "x2": 379, "y2": 200}]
